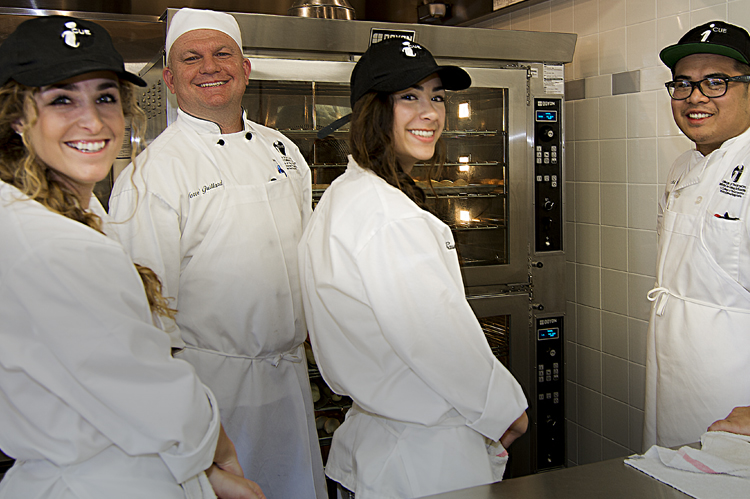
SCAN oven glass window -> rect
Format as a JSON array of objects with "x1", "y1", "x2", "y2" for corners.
[{"x1": 242, "y1": 82, "x2": 509, "y2": 267}]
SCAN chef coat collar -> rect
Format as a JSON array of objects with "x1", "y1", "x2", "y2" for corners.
[
  {"x1": 712, "y1": 124, "x2": 750, "y2": 155},
  {"x1": 674, "y1": 125, "x2": 750, "y2": 190},
  {"x1": 177, "y1": 107, "x2": 250, "y2": 136}
]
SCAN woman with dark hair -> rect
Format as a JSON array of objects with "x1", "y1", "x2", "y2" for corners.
[
  {"x1": 0, "y1": 15, "x2": 263, "y2": 499},
  {"x1": 299, "y1": 38, "x2": 529, "y2": 499}
]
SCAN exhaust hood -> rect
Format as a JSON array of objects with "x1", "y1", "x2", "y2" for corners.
[{"x1": 287, "y1": 0, "x2": 356, "y2": 19}]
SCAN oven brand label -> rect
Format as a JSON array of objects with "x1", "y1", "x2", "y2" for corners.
[{"x1": 370, "y1": 29, "x2": 416, "y2": 45}]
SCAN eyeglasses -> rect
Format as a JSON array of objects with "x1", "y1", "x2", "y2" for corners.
[{"x1": 665, "y1": 75, "x2": 750, "y2": 100}]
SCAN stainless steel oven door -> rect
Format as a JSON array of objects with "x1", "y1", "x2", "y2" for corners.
[
  {"x1": 468, "y1": 291, "x2": 566, "y2": 476},
  {"x1": 467, "y1": 291, "x2": 533, "y2": 477}
]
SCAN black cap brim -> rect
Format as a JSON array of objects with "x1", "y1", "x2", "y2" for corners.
[
  {"x1": 660, "y1": 42, "x2": 750, "y2": 70},
  {"x1": 10, "y1": 59, "x2": 146, "y2": 87},
  {"x1": 361, "y1": 65, "x2": 471, "y2": 105},
  {"x1": 318, "y1": 66, "x2": 471, "y2": 139},
  {"x1": 372, "y1": 66, "x2": 470, "y2": 93}
]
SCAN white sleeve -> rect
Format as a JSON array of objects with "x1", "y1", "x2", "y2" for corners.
[
  {"x1": 300, "y1": 159, "x2": 313, "y2": 229},
  {"x1": 355, "y1": 217, "x2": 528, "y2": 441},
  {"x1": 109, "y1": 174, "x2": 184, "y2": 348},
  {"x1": 0, "y1": 236, "x2": 218, "y2": 483}
]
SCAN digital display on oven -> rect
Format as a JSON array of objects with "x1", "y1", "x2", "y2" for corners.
[
  {"x1": 538, "y1": 327, "x2": 559, "y2": 340},
  {"x1": 535, "y1": 110, "x2": 557, "y2": 122}
]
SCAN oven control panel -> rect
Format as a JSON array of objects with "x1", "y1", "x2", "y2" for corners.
[
  {"x1": 533, "y1": 98, "x2": 563, "y2": 252},
  {"x1": 535, "y1": 316, "x2": 565, "y2": 471}
]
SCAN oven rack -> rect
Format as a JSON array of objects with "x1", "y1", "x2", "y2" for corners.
[{"x1": 480, "y1": 318, "x2": 510, "y2": 367}]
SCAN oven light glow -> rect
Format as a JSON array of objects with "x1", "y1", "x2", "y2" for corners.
[
  {"x1": 459, "y1": 155, "x2": 470, "y2": 172},
  {"x1": 459, "y1": 210, "x2": 471, "y2": 222},
  {"x1": 458, "y1": 102, "x2": 470, "y2": 119}
]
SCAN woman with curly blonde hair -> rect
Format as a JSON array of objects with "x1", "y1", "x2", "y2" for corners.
[{"x1": 0, "y1": 15, "x2": 263, "y2": 499}]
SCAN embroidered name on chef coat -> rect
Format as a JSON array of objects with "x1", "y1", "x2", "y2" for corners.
[
  {"x1": 719, "y1": 164, "x2": 747, "y2": 198},
  {"x1": 188, "y1": 180, "x2": 224, "y2": 200},
  {"x1": 274, "y1": 140, "x2": 298, "y2": 171}
]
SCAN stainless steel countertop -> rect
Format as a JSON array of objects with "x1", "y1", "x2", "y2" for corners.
[{"x1": 420, "y1": 457, "x2": 689, "y2": 498}]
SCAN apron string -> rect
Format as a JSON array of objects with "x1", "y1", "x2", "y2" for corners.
[
  {"x1": 181, "y1": 344, "x2": 304, "y2": 367},
  {"x1": 348, "y1": 402, "x2": 466, "y2": 436},
  {"x1": 647, "y1": 286, "x2": 750, "y2": 316},
  {"x1": 647, "y1": 287, "x2": 670, "y2": 316}
]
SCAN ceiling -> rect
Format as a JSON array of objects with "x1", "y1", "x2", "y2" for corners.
[
  {"x1": 0, "y1": 0, "x2": 508, "y2": 23},
  {"x1": 0, "y1": 1, "x2": 536, "y2": 63}
]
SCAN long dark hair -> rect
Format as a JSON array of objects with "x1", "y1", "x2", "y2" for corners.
[
  {"x1": 348, "y1": 91, "x2": 446, "y2": 209},
  {"x1": 0, "y1": 79, "x2": 175, "y2": 320}
]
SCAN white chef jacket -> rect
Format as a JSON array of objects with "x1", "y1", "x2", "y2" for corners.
[
  {"x1": 644, "y1": 126, "x2": 750, "y2": 448},
  {"x1": 299, "y1": 157, "x2": 529, "y2": 499},
  {"x1": 108, "y1": 109, "x2": 326, "y2": 499},
  {"x1": 0, "y1": 182, "x2": 220, "y2": 499}
]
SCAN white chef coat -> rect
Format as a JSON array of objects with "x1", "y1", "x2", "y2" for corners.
[
  {"x1": 644, "y1": 126, "x2": 750, "y2": 449},
  {"x1": 0, "y1": 181, "x2": 220, "y2": 499},
  {"x1": 109, "y1": 109, "x2": 326, "y2": 499},
  {"x1": 298, "y1": 157, "x2": 529, "y2": 499}
]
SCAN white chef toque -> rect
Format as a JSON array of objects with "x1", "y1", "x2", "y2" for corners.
[{"x1": 165, "y1": 8, "x2": 243, "y2": 63}]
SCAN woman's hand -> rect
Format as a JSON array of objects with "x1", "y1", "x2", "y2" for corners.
[
  {"x1": 214, "y1": 424, "x2": 243, "y2": 477},
  {"x1": 500, "y1": 412, "x2": 529, "y2": 449},
  {"x1": 206, "y1": 465, "x2": 266, "y2": 499},
  {"x1": 708, "y1": 406, "x2": 750, "y2": 436}
]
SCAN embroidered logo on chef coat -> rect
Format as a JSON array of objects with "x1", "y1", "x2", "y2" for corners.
[
  {"x1": 732, "y1": 165, "x2": 744, "y2": 183},
  {"x1": 274, "y1": 159, "x2": 288, "y2": 178},
  {"x1": 273, "y1": 140, "x2": 298, "y2": 171},
  {"x1": 719, "y1": 164, "x2": 747, "y2": 198},
  {"x1": 61, "y1": 22, "x2": 91, "y2": 48},
  {"x1": 445, "y1": 241, "x2": 456, "y2": 250}
]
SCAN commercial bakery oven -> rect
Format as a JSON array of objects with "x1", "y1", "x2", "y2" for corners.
[{"x1": 137, "y1": 10, "x2": 575, "y2": 477}]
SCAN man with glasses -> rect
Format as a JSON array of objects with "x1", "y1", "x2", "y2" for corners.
[{"x1": 644, "y1": 21, "x2": 750, "y2": 449}]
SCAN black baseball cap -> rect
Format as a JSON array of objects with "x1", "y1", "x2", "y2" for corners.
[
  {"x1": 317, "y1": 37, "x2": 471, "y2": 139},
  {"x1": 660, "y1": 20, "x2": 750, "y2": 70},
  {"x1": 0, "y1": 16, "x2": 146, "y2": 88}
]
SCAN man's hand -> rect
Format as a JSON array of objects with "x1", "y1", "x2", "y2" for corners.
[
  {"x1": 206, "y1": 465, "x2": 266, "y2": 499},
  {"x1": 213, "y1": 425, "x2": 244, "y2": 478},
  {"x1": 708, "y1": 406, "x2": 750, "y2": 436},
  {"x1": 500, "y1": 411, "x2": 529, "y2": 448}
]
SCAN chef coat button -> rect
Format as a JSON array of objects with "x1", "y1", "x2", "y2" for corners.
[
  {"x1": 695, "y1": 196, "x2": 703, "y2": 204},
  {"x1": 245, "y1": 132, "x2": 253, "y2": 140},
  {"x1": 217, "y1": 139, "x2": 225, "y2": 146}
]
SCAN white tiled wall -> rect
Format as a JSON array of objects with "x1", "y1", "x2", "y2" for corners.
[{"x1": 475, "y1": 0, "x2": 750, "y2": 466}]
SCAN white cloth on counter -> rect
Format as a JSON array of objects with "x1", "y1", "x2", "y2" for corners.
[{"x1": 625, "y1": 431, "x2": 750, "y2": 499}]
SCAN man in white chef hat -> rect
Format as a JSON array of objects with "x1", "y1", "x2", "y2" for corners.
[{"x1": 109, "y1": 8, "x2": 326, "y2": 499}]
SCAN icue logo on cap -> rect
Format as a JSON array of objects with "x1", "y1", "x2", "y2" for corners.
[
  {"x1": 700, "y1": 22, "x2": 728, "y2": 42},
  {"x1": 61, "y1": 21, "x2": 92, "y2": 48},
  {"x1": 401, "y1": 40, "x2": 421, "y2": 58}
]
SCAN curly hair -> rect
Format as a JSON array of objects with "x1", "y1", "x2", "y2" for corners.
[
  {"x1": 0, "y1": 79, "x2": 175, "y2": 320},
  {"x1": 348, "y1": 91, "x2": 446, "y2": 209}
]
